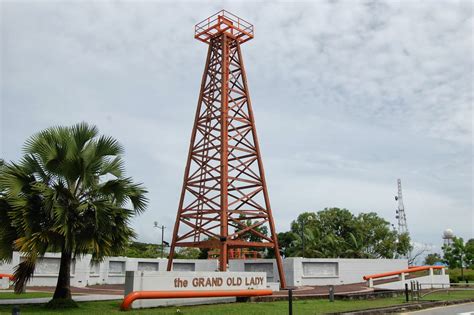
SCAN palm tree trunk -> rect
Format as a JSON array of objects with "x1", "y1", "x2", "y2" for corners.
[{"x1": 53, "y1": 248, "x2": 72, "y2": 300}]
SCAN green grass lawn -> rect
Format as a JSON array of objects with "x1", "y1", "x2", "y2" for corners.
[
  {"x1": 0, "y1": 292, "x2": 52, "y2": 300},
  {"x1": 423, "y1": 290, "x2": 474, "y2": 301},
  {"x1": 0, "y1": 291, "x2": 472, "y2": 315}
]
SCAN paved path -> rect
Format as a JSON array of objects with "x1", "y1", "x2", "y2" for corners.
[
  {"x1": 0, "y1": 294, "x2": 123, "y2": 305},
  {"x1": 28, "y1": 284, "x2": 124, "y2": 295},
  {"x1": 402, "y1": 302, "x2": 474, "y2": 314}
]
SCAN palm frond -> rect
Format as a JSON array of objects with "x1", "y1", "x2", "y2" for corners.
[
  {"x1": 95, "y1": 135, "x2": 124, "y2": 157},
  {"x1": 100, "y1": 156, "x2": 124, "y2": 177},
  {"x1": 0, "y1": 163, "x2": 34, "y2": 197},
  {"x1": 19, "y1": 155, "x2": 50, "y2": 183},
  {"x1": 13, "y1": 256, "x2": 36, "y2": 293},
  {"x1": 23, "y1": 127, "x2": 72, "y2": 177},
  {"x1": 125, "y1": 182, "x2": 148, "y2": 214},
  {"x1": 70, "y1": 122, "x2": 98, "y2": 153},
  {"x1": 0, "y1": 198, "x2": 17, "y2": 262}
]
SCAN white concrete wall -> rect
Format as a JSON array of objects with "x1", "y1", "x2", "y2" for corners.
[
  {"x1": 285, "y1": 258, "x2": 408, "y2": 287},
  {"x1": 0, "y1": 252, "x2": 92, "y2": 287},
  {"x1": 229, "y1": 257, "x2": 407, "y2": 287},
  {"x1": 228, "y1": 259, "x2": 279, "y2": 282},
  {"x1": 0, "y1": 252, "x2": 408, "y2": 288},
  {"x1": 0, "y1": 252, "x2": 218, "y2": 288}
]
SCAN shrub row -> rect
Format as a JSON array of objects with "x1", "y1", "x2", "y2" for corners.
[{"x1": 448, "y1": 268, "x2": 474, "y2": 283}]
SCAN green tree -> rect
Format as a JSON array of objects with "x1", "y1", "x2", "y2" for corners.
[
  {"x1": 234, "y1": 214, "x2": 269, "y2": 256},
  {"x1": 466, "y1": 239, "x2": 474, "y2": 268},
  {"x1": 236, "y1": 214, "x2": 269, "y2": 243},
  {"x1": 0, "y1": 123, "x2": 147, "y2": 307},
  {"x1": 355, "y1": 213, "x2": 411, "y2": 259},
  {"x1": 198, "y1": 247, "x2": 210, "y2": 259},
  {"x1": 424, "y1": 253, "x2": 443, "y2": 265},
  {"x1": 443, "y1": 237, "x2": 474, "y2": 281},
  {"x1": 174, "y1": 247, "x2": 201, "y2": 259},
  {"x1": 121, "y1": 242, "x2": 163, "y2": 258},
  {"x1": 289, "y1": 211, "x2": 326, "y2": 257},
  {"x1": 275, "y1": 231, "x2": 298, "y2": 257},
  {"x1": 285, "y1": 208, "x2": 411, "y2": 259}
]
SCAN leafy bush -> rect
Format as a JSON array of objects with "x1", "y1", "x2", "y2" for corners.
[
  {"x1": 450, "y1": 275, "x2": 459, "y2": 283},
  {"x1": 447, "y1": 268, "x2": 474, "y2": 283},
  {"x1": 465, "y1": 273, "x2": 474, "y2": 282}
]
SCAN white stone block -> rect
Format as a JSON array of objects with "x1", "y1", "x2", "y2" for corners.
[
  {"x1": 0, "y1": 277, "x2": 9, "y2": 289},
  {"x1": 125, "y1": 271, "x2": 268, "y2": 309},
  {"x1": 266, "y1": 282, "x2": 280, "y2": 291}
]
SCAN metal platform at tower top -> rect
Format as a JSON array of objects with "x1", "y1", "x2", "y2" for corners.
[{"x1": 194, "y1": 10, "x2": 254, "y2": 44}]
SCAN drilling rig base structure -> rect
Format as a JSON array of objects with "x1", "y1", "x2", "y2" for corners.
[{"x1": 167, "y1": 10, "x2": 287, "y2": 289}]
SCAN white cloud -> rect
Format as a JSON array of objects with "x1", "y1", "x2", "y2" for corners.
[{"x1": 1, "y1": 0, "x2": 472, "y2": 247}]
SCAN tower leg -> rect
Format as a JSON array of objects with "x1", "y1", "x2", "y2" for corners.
[
  {"x1": 167, "y1": 42, "x2": 214, "y2": 272},
  {"x1": 235, "y1": 43, "x2": 287, "y2": 289},
  {"x1": 219, "y1": 34, "x2": 230, "y2": 272}
]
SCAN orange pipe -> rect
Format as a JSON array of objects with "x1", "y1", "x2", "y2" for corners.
[
  {"x1": 0, "y1": 274, "x2": 14, "y2": 281},
  {"x1": 120, "y1": 289, "x2": 273, "y2": 311},
  {"x1": 363, "y1": 265, "x2": 444, "y2": 280}
]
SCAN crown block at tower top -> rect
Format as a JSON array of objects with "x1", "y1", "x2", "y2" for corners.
[{"x1": 195, "y1": 10, "x2": 254, "y2": 44}]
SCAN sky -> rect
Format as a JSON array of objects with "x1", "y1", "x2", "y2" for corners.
[{"x1": 1, "y1": 0, "x2": 473, "y2": 255}]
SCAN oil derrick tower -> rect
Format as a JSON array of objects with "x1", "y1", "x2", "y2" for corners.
[
  {"x1": 395, "y1": 179, "x2": 408, "y2": 234},
  {"x1": 167, "y1": 10, "x2": 286, "y2": 288}
]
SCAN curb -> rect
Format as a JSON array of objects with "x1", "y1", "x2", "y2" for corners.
[
  {"x1": 252, "y1": 290, "x2": 401, "y2": 302},
  {"x1": 329, "y1": 298, "x2": 474, "y2": 314},
  {"x1": 0, "y1": 294, "x2": 123, "y2": 305}
]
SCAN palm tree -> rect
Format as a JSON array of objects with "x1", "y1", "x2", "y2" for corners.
[
  {"x1": 0, "y1": 123, "x2": 147, "y2": 306},
  {"x1": 342, "y1": 232, "x2": 368, "y2": 258}
]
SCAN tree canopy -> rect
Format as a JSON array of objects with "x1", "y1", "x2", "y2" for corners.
[
  {"x1": 278, "y1": 208, "x2": 411, "y2": 259},
  {"x1": 442, "y1": 237, "x2": 474, "y2": 280},
  {"x1": 121, "y1": 242, "x2": 161, "y2": 258},
  {"x1": 424, "y1": 253, "x2": 443, "y2": 266},
  {"x1": 0, "y1": 123, "x2": 147, "y2": 306}
]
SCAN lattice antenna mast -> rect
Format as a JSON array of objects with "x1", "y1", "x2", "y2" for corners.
[
  {"x1": 167, "y1": 10, "x2": 286, "y2": 289},
  {"x1": 395, "y1": 179, "x2": 408, "y2": 235}
]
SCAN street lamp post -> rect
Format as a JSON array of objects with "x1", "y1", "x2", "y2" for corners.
[{"x1": 153, "y1": 222, "x2": 166, "y2": 259}]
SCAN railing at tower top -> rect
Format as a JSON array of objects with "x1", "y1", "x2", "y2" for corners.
[{"x1": 194, "y1": 10, "x2": 254, "y2": 44}]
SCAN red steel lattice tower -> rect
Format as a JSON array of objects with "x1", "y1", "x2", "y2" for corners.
[{"x1": 167, "y1": 10, "x2": 286, "y2": 288}]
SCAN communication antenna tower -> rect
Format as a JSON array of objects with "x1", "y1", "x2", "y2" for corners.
[{"x1": 395, "y1": 179, "x2": 408, "y2": 234}]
